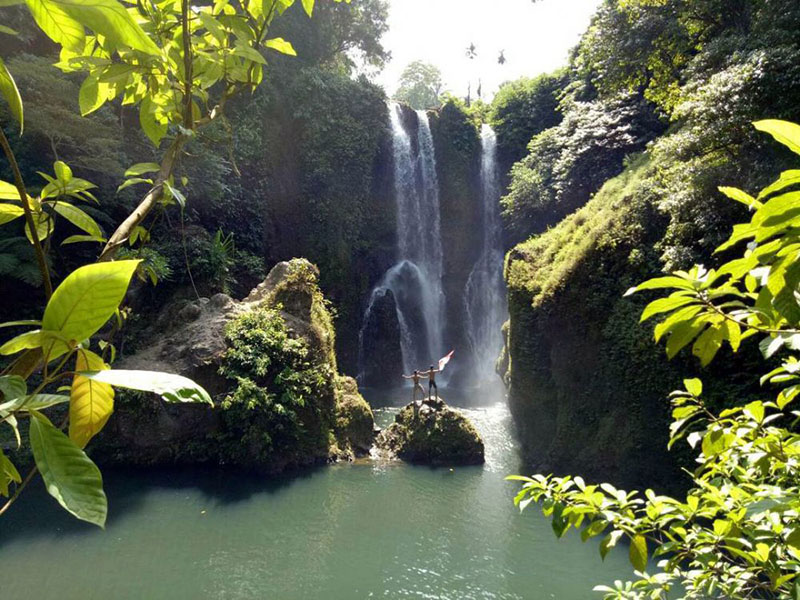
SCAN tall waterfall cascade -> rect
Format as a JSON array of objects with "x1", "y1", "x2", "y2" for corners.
[
  {"x1": 358, "y1": 104, "x2": 446, "y2": 383},
  {"x1": 464, "y1": 124, "x2": 508, "y2": 385}
]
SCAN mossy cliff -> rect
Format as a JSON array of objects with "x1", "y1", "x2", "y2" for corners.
[
  {"x1": 93, "y1": 259, "x2": 374, "y2": 473},
  {"x1": 502, "y1": 158, "x2": 686, "y2": 491}
]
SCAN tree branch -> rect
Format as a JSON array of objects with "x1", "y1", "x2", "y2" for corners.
[{"x1": 0, "y1": 125, "x2": 53, "y2": 298}]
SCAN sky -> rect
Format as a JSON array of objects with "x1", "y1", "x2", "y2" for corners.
[{"x1": 375, "y1": 0, "x2": 603, "y2": 100}]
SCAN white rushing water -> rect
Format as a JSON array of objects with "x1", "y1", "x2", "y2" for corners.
[
  {"x1": 359, "y1": 104, "x2": 446, "y2": 379},
  {"x1": 464, "y1": 124, "x2": 507, "y2": 385}
]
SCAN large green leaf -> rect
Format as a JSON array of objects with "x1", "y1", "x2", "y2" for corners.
[
  {"x1": 24, "y1": 0, "x2": 85, "y2": 51},
  {"x1": 80, "y1": 369, "x2": 212, "y2": 405},
  {"x1": 754, "y1": 120, "x2": 800, "y2": 157},
  {"x1": 264, "y1": 37, "x2": 296, "y2": 56},
  {"x1": 0, "y1": 393, "x2": 69, "y2": 413},
  {"x1": 41, "y1": 260, "x2": 140, "y2": 357},
  {"x1": 0, "y1": 375, "x2": 26, "y2": 404},
  {"x1": 0, "y1": 329, "x2": 42, "y2": 355},
  {"x1": 0, "y1": 57, "x2": 23, "y2": 133},
  {"x1": 0, "y1": 203, "x2": 24, "y2": 225},
  {"x1": 29, "y1": 411, "x2": 107, "y2": 527},
  {"x1": 52, "y1": 201, "x2": 103, "y2": 238},
  {"x1": 70, "y1": 349, "x2": 114, "y2": 448},
  {"x1": 0, "y1": 179, "x2": 22, "y2": 200},
  {"x1": 28, "y1": 0, "x2": 160, "y2": 55},
  {"x1": 629, "y1": 534, "x2": 648, "y2": 571}
]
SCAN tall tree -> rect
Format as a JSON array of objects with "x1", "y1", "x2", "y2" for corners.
[{"x1": 394, "y1": 60, "x2": 444, "y2": 110}]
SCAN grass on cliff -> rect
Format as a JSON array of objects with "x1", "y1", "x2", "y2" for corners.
[{"x1": 505, "y1": 153, "x2": 654, "y2": 307}]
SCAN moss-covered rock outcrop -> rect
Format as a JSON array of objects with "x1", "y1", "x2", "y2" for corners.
[
  {"x1": 502, "y1": 158, "x2": 687, "y2": 491},
  {"x1": 375, "y1": 398, "x2": 484, "y2": 465},
  {"x1": 94, "y1": 259, "x2": 374, "y2": 473}
]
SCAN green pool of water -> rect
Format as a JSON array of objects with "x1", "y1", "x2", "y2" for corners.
[{"x1": 0, "y1": 391, "x2": 633, "y2": 599}]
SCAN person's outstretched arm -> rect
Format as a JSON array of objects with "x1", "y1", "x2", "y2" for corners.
[{"x1": 402, "y1": 374, "x2": 412, "y2": 379}]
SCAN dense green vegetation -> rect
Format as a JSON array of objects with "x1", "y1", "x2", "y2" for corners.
[
  {"x1": 498, "y1": 0, "x2": 800, "y2": 596},
  {"x1": 513, "y1": 120, "x2": 800, "y2": 599},
  {"x1": 498, "y1": 0, "x2": 800, "y2": 491},
  {"x1": 0, "y1": 0, "x2": 346, "y2": 526}
]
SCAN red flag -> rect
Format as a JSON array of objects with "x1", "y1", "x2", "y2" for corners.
[{"x1": 438, "y1": 350, "x2": 454, "y2": 372}]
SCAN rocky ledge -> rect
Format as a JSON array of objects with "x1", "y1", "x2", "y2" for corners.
[
  {"x1": 93, "y1": 258, "x2": 374, "y2": 473},
  {"x1": 375, "y1": 398, "x2": 485, "y2": 466}
]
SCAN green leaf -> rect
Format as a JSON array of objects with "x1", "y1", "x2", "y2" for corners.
[
  {"x1": 0, "y1": 330, "x2": 42, "y2": 355},
  {"x1": 139, "y1": 96, "x2": 166, "y2": 147},
  {"x1": 124, "y1": 162, "x2": 160, "y2": 177},
  {"x1": 233, "y1": 42, "x2": 267, "y2": 64},
  {"x1": 754, "y1": 120, "x2": 800, "y2": 157},
  {"x1": 625, "y1": 276, "x2": 695, "y2": 296},
  {"x1": 758, "y1": 170, "x2": 800, "y2": 200},
  {"x1": 0, "y1": 57, "x2": 23, "y2": 133},
  {"x1": 692, "y1": 325, "x2": 724, "y2": 367},
  {"x1": 0, "y1": 449, "x2": 21, "y2": 497},
  {"x1": 116, "y1": 177, "x2": 152, "y2": 193},
  {"x1": 40, "y1": 0, "x2": 160, "y2": 55},
  {"x1": 0, "y1": 203, "x2": 24, "y2": 225},
  {"x1": 641, "y1": 295, "x2": 697, "y2": 322},
  {"x1": 301, "y1": 0, "x2": 313, "y2": 16},
  {"x1": 61, "y1": 234, "x2": 104, "y2": 245},
  {"x1": 0, "y1": 24, "x2": 19, "y2": 35},
  {"x1": 24, "y1": 0, "x2": 85, "y2": 52},
  {"x1": 684, "y1": 378, "x2": 702, "y2": 397},
  {"x1": 629, "y1": 534, "x2": 648, "y2": 571},
  {"x1": 51, "y1": 201, "x2": 103, "y2": 238},
  {"x1": 0, "y1": 179, "x2": 22, "y2": 200},
  {"x1": 78, "y1": 73, "x2": 105, "y2": 116},
  {"x1": 264, "y1": 37, "x2": 296, "y2": 56},
  {"x1": 41, "y1": 260, "x2": 140, "y2": 358},
  {"x1": 0, "y1": 375, "x2": 26, "y2": 403},
  {"x1": 600, "y1": 530, "x2": 623, "y2": 560},
  {"x1": 744, "y1": 400, "x2": 765, "y2": 423},
  {"x1": 719, "y1": 186, "x2": 761, "y2": 210},
  {"x1": 29, "y1": 411, "x2": 107, "y2": 527},
  {"x1": 666, "y1": 318, "x2": 707, "y2": 359},
  {"x1": 80, "y1": 369, "x2": 212, "y2": 405},
  {"x1": 0, "y1": 393, "x2": 69, "y2": 413},
  {"x1": 70, "y1": 349, "x2": 114, "y2": 448}
]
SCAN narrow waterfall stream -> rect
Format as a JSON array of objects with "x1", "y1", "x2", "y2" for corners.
[
  {"x1": 464, "y1": 124, "x2": 508, "y2": 386},
  {"x1": 358, "y1": 104, "x2": 446, "y2": 382}
]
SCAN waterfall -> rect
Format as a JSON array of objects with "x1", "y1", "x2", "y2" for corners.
[
  {"x1": 464, "y1": 124, "x2": 507, "y2": 385},
  {"x1": 358, "y1": 104, "x2": 446, "y2": 384}
]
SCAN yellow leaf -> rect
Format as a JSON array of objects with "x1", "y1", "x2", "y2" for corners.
[{"x1": 69, "y1": 348, "x2": 114, "y2": 448}]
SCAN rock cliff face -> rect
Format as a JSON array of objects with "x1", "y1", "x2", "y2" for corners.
[
  {"x1": 428, "y1": 104, "x2": 483, "y2": 386},
  {"x1": 359, "y1": 288, "x2": 403, "y2": 389},
  {"x1": 501, "y1": 161, "x2": 688, "y2": 492},
  {"x1": 375, "y1": 398, "x2": 485, "y2": 466},
  {"x1": 93, "y1": 259, "x2": 374, "y2": 473}
]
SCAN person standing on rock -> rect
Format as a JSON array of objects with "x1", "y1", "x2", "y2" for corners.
[
  {"x1": 422, "y1": 365, "x2": 440, "y2": 401},
  {"x1": 402, "y1": 370, "x2": 425, "y2": 404}
]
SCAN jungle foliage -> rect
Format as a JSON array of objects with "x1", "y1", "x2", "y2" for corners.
[
  {"x1": 512, "y1": 120, "x2": 800, "y2": 600},
  {"x1": 0, "y1": 0, "x2": 342, "y2": 527}
]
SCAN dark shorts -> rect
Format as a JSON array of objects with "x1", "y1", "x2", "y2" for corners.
[{"x1": 429, "y1": 380, "x2": 437, "y2": 389}]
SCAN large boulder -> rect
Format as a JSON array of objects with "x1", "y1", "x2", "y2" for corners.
[
  {"x1": 359, "y1": 288, "x2": 403, "y2": 388},
  {"x1": 375, "y1": 398, "x2": 484, "y2": 466},
  {"x1": 94, "y1": 258, "x2": 375, "y2": 472}
]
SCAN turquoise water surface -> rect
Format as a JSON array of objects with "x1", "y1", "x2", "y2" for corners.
[{"x1": 0, "y1": 391, "x2": 633, "y2": 599}]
